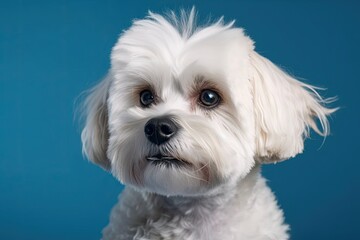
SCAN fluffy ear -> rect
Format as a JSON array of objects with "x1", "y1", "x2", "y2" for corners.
[
  {"x1": 250, "y1": 51, "x2": 336, "y2": 163},
  {"x1": 80, "y1": 74, "x2": 112, "y2": 170}
]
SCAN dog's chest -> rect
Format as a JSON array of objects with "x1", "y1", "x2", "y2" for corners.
[
  {"x1": 102, "y1": 177, "x2": 289, "y2": 240},
  {"x1": 128, "y1": 207, "x2": 240, "y2": 240}
]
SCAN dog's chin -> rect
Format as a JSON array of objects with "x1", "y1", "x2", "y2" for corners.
[
  {"x1": 142, "y1": 165, "x2": 209, "y2": 196},
  {"x1": 121, "y1": 152, "x2": 222, "y2": 197}
]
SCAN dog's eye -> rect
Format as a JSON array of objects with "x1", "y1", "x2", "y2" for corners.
[
  {"x1": 199, "y1": 89, "x2": 220, "y2": 108},
  {"x1": 140, "y1": 90, "x2": 154, "y2": 107}
]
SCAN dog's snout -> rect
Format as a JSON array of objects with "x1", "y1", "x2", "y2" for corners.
[{"x1": 144, "y1": 116, "x2": 178, "y2": 145}]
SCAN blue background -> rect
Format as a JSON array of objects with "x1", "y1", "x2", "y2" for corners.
[{"x1": 1, "y1": 0, "x2": 358, "y2": 239}]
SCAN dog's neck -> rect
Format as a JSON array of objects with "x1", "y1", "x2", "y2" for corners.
[
  {"x1": 141, "y1": 165, "x2": 261, "y2": 222},
  {"x1": 106, "y1": 165, "x2": 288, "y2": 239}
]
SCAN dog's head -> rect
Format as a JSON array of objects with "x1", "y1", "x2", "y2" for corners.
[{"x1": 80, "y1": 10, "x2": 335, "y2": 196}]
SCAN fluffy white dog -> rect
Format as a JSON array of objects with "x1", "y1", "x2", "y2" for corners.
[{"x1": 81, "y1": 9, "x2": 335, "y2": 240}]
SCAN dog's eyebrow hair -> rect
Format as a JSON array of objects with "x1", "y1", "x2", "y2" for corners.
[
  {"x1": 193, "y1": 75, "x2": 222, "y2": 87},
  {"x1": 193, "y1": 75, "x2": 205, "y2": 85},
  {"x1": 192, "y1": 75, "x2": 208, "y2": 89},
  {"x1": 192, "y1": 75, "x2": 222, "y2": 92}
]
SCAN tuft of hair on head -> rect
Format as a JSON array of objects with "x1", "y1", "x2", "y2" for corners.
[
  {"x1": 164, "y1": 7, "x2": 198, "y2": 39},
  {"x1": 145, "y1": 7, "x2": 234, "y2": 40}
]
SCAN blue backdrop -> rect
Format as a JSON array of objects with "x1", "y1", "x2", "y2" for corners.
[{"x1": 1, "y1": 1, "x2": 358, "y2": 239}]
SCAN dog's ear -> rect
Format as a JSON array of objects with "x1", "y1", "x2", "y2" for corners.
[
  {"x1": 80, "y1": 74, "x2": 112, "y2": 170},
  {"x1": 250, "y1": 51, "x2": 336, "y2": 163}
]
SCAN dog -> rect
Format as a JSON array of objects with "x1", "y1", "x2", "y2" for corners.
[{"x1": 80, "y1": 9, "x2": 336, "y2": 240}]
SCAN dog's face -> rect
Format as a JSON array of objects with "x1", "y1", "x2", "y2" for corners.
[{"x1": 81, "y1": 11, "x2": 334, "y2": 197}]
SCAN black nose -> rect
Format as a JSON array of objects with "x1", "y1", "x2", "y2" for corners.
[{"x1": 144, "y1": 116, "x2": 178, "y2": 145}]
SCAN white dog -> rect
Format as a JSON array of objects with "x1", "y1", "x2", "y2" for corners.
[{"x1": 81, "y1": 9, "x2": 335, "y2": 240}]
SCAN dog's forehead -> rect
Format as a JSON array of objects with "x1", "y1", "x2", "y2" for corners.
[{"x1": 111, "y1": 17, "x2": 253, "y2": 92}]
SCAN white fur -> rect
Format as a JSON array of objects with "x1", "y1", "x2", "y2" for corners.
[{"x1": 80, "y1": 9, "x2": 335, "y2": 240}]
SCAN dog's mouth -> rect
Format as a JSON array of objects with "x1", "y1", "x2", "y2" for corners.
[{"x1": 146, "y1": 153, "x2": 190, "y2": 167}]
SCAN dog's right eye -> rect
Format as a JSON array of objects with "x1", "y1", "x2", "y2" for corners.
[
  {"x1": 199, "y1": 89, "x2": 221, "y2": 108},
  {"x1": 140, "y1": 90, "x2": 154, "y2": 107}
]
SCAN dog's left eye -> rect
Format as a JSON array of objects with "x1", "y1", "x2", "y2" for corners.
[
  {"x1": 199, "y1": 89, "x2": 220, "y2": 108},
  {"x1": 140, "y1": 90, "x2": 155, "y2": 107}
]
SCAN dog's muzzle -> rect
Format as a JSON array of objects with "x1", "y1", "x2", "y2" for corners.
[{"x1": 144, "y1": 116, "x2": 178, "y2": 145}]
